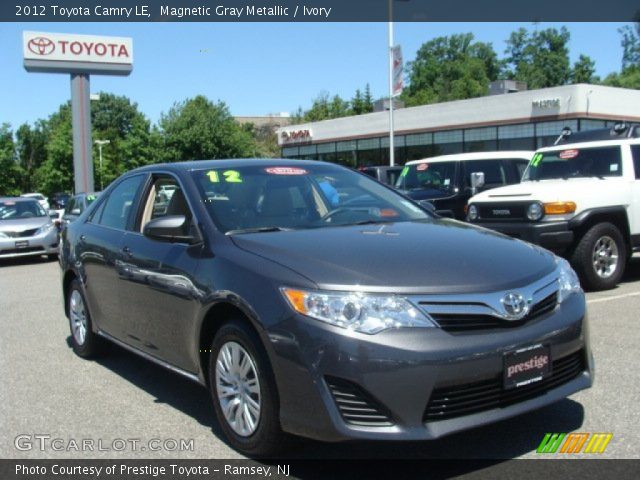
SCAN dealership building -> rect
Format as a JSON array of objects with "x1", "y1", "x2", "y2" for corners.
[{"x1": 276, "y1": 83, "x2": 640, "y2": 167}]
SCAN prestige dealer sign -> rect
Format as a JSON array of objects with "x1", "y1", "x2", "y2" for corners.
[{"x1": 23, "y1": 31, "x2": 133, "y2": 75}]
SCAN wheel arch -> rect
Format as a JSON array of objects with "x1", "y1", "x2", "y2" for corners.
[{"x1": 568, "y1": 206, "x2": 631, "y2": 256}]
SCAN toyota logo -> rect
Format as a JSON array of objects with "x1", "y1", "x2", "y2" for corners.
[
  {"x1": 501, "y1": 292, "x2": 528, "y2": 320},
  {"x1": 27, "y1": 37, "x2": 55, "y2": 56}
]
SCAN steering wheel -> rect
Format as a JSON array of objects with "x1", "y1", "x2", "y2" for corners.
[{"x1": 319, "y1": 207, "x2": 351, "y2": 222}]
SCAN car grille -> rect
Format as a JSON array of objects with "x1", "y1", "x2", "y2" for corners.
[
  {"x1": 2, "y1": 228, "x2": 39, "y2": 238},
  {"x1": 0, "y1": 246, "x2": 45, "y2": 255},
  {"x1": 477, "y1": 202, "x2": 528, "y2": 221},
  {"x1": 423, "y1": 349, "x2": 585, "y2": 422},
  {"x1": 325, "y1": 376, "x2": 394, "y2": 427},
  {"x1": 426, "y1": 292, "x2": 558, "y2": 333}
]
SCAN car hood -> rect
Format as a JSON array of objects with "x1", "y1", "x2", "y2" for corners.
[
  {"x1": 231, "y1": 219, "x2": 556, "y2": 294},
  {"x1": 472, "y1": 178, "x2": 621, "y2": 203},
  {"x1": 0, "y1": 217, "x2": 51, "y2": 232}
]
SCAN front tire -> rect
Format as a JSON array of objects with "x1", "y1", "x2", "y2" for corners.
[
  {"x1": 208, "y1": 320, "x2": 284, "y2": 457},
  {"x1": 67, "y1": 279, "x2": 103, "y2": 357},
  {"x1": 570, "y1": 222, "x2": 626, "y2": 291}
]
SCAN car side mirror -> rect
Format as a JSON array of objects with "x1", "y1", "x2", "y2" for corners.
[
  {"x1": 418, "y1": 199, "x2": 437, "y2": 215},
  {"x1": 470, "y1": 172, "x2": 485, "y2": 195},
  {"x1": 49, "y1": 211, "x2": 59, "y2": 219},
  {"x1": 143, "y1": 215, "x2": 201, "y2": 245}
]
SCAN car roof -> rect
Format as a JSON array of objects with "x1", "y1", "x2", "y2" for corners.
[
  {"x1": 21, "y1": 192, "x2": 45, "y2": 197},
  {"x1": 125, "y1": 158, "x2": 343, "y2": 174},
  {"x1": 538, "y1": 137, "x2": 640, "y2": 152},
  {"x1": 0, "y1": 196, "x2": 39, "y2": 203},
  {"x1": 405, "y1": 151, "x2": 534, "y2": 165}
]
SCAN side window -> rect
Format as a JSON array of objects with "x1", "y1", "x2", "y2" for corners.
[
  {"x1": 632, "y1": 145, "x2": 640, "y2": 180},
  {"x1": 467, "y1": 160, "x2": 507, "y2": 187},
  {"x1": 96, "y1": 175, "x2": 144, "y2": 230},
  {"x1": 64, "y1": 197, "x2": 76, "y2": 215},
  {"x1": 515, "y1": 160, "x2": 529, "y2": 180},
  {"x1": 139, "y1": 175, "x2": 192, "y2": 235}
]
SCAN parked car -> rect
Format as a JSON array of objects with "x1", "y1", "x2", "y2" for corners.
[
  {"x1": 395, "y1": 151, "x2": 533, "y2": 219},
  {"x1": 359, "y1": 166, "x2": 404, "y2": 186},
  {"x1": 60, "y1": 159, "x2": 592, "y2": 456},
  {"x1": 467, "y1": 123, "x2": 640, "y2": 290},
  {"x1": 51, "y1": 192, "x2": 72, "y2": 210},
  {"x1": 21, "y1": 192, "x2": 50, "y2": 211},
  {"x1": 61, "y1": 193, "x2": 100, "y2": 227},
  {"x1": 0, "y1": 197, "x2": 59, "y2": 260}
]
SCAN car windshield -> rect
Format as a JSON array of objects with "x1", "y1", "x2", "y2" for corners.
[
  {"x1": 524, "y1": 146, "x2": 623, "y2": 181},
  {"x1": 0, "y1": 200, "x2": 46, "y2": 219},
  {"x1": 192, "y1": 164, "x2": 430, "y2": 234},
  {"x1": 395, "y1": 161, "x2": 457, "y2": 192}
]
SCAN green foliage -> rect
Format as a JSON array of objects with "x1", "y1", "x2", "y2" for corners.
[
  {"x1": 504, "y1": 27, "x2": 571, "y2": 89},
  {"x1": 158, "y1": 95, "x2": 256, "y2": 161},
  {"x1": 570, "y1": 55, "x2": 598, "y2": 84},
  {"x1": 402, "y1": 33, "x2": 499, "y2": 106},
  {"x1": 620, "y1": 24, "x2": 640, "y2": 71},
  {"x1": 601, "y1": 66, "x2": 640, "y2": 89},
  {"x1": 0, "y1": 123, "x2": 23, "y2": 196},
  {"x1": 15, "y1": 121, "x2": 47, "y2": 192}
]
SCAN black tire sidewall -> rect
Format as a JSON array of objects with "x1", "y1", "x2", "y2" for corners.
[
  {"x1": 572, "y1": 223, "x2": 626, "y2": 291},
  {"x1": 208, "y1": 320, "x2": 281, "y2": 457}
]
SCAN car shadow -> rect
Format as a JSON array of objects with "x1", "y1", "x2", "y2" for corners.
[
  {"x1": 0, "y1": 255, "x2": 56, "y2": 267},
  {"x1": 620, "y1": 256, "x2": 640, "y2": 284},
  {"x1": 68, "y1": 336, "x2": 585, "y2": 463}
]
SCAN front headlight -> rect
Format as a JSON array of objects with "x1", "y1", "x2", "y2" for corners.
[
  {"x1": 35, "y1": 223, "x2": 55, "y2": 236},
  {"x1": 467, "y1": 204, "x2": 478, "y2": 221},
  {"x1": 527, "y1": 202, "x2": 543, "y2": 221},
  {"x1": 556, "y1": 257, "x2": 582, "y2": 303},
  {"x1": 281, "y1": 287, "x2": 435, "y2": 334}
]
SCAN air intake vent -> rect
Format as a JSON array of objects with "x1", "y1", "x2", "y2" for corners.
[
  {"x1": 423, "y1": 349, "x2": 585, "y2": 422},
  {"x1": 325, "y1": 376, "x2": 394, "y2": 427}
]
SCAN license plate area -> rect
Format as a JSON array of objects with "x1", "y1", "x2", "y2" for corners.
[
  {"x1": 503, "y1": 344, "x2": 551, "y2": 390},
  {"x1": 15, "y1": 240, "x2": 29, "y2": 249}
]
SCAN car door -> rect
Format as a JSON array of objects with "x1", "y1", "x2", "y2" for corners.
[
  {"x1": 78, "y1": 174, "x2": 146, "y2": 338},
  {"x1": 630, "y1": 144, "x2": 640, "y2": 245},
  {"x1": 117, "y1": 173, "x2": 204, "y2": 371}
]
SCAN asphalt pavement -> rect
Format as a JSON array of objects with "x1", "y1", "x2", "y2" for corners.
[{"x1": 1, "y1": 255, "x2": 639, "y2": 461}]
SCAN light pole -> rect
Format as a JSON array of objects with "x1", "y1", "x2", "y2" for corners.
[
  {"x1": 388, "y1": 0, "x2": 395, "y2": 166},
  {"x1": 94, "y1": 139, "x2": 110, "y2": 191}
]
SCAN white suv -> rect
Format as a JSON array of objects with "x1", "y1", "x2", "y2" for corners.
[{"x1": 467, "y1": 123, "x2": 640, "y2": 290}]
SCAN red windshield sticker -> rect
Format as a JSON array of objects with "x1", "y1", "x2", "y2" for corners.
[
  {"x1": 559, "y1": 149, "x2": 579, "y2": 159},
  {"x1": 416, "y1": 163, "x2": 429, "y2": 171},
  {"x1": 265, "y1": 167, "x2": 308, "y2": 175}
]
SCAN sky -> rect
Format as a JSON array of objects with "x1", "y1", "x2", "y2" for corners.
[{"x1": 0, "y1": 22, "x2": 633, "y2": 129}]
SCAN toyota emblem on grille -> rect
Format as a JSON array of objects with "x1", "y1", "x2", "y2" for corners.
[
  {"x1": 501, "y1": 292, "x2": 528, "y2": 320},
  {"x1": 28, "y1": 37, "x2": 55, "y2": 56}
]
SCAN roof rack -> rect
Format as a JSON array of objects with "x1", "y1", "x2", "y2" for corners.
[{"x1": 554, "y1": 122, "x2": 640, "y2": 145}]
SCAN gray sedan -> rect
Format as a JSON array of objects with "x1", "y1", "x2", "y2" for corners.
[{"x1": 0, "y1": 197, "x2": 59, "y2": 260}]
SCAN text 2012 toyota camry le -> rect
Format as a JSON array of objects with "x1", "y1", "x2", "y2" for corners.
[{"x1": 59, "y1": 159, "x2": 593, "y2": 456}]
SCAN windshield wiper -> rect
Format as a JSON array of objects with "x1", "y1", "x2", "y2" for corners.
[
  {"x1": 351, "y1": 219, "x2": 396, "y2": 226},
  {"x1": 225, "y1": 226, "x2": 293, "y2": 235}
]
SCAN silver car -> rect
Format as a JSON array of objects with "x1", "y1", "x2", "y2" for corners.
[{"x1": 0, "y1": 197, "x2": 59, "y2": 260}]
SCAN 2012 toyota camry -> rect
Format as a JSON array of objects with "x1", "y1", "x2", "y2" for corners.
[{"x1": 59, "y1": 159, "x2": 593, "y2": 456}]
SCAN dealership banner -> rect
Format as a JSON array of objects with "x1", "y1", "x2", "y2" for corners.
[
  {"x1": 2, "y1": 459, "x2": 640, "y2": 479},
  {"x1": 392, "y1": 45, "x2": 403, "y2": 98},
  {"x1": 3, "y1": 0, "x2": 638, "y2": 21}
]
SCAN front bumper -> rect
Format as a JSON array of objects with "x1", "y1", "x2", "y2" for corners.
[
  {"x1": 473, "y1": 220, "x2": 574, "y2": 252},
  {"x1": 268, "y1": 292, "x2": 592, "y2": 442},
  {"x1": 0, "y1": 229, "x2": 59, "y2": 259}
]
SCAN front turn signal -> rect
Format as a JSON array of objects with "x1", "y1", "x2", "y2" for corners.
[{"x1": 544, "y1": 202, "x2": 576, "y2": 215}]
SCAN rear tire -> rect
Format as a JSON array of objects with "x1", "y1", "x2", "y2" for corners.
[
  {"x1": 570, "y1": 222, "x2": 626, "y2": 291},
  {"x1": 208, "y1": 319, "x2": 284, "y2": 457},
  {"x1": 67, "y1": 279, "x2": 103, "y2": 358}
]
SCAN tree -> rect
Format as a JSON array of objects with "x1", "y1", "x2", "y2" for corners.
[
  {"x1": 15, "y1": 121, "x2": 47, "y2": 192},
  {"x1": 570, "y1": 55, "x2": 597, "y2": 84},
  {"x1": 158, "y1": 95, "x2": 257, "y2": 161},
  {"x1": 620, "y1": 24, "x2": 640, "y2": 71},
  {"x1": 504, "y1": 27, "x2": 572, "y2": 89},
  {"x1": 601, "y1": 67, "x2": 640, "y2": 89},
  {"x1": 0, "y1": 123, "x2": 23, "y2": 196},
  {"x1": 402, "y1": 33, "x2": 500, "y2": 106}
]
